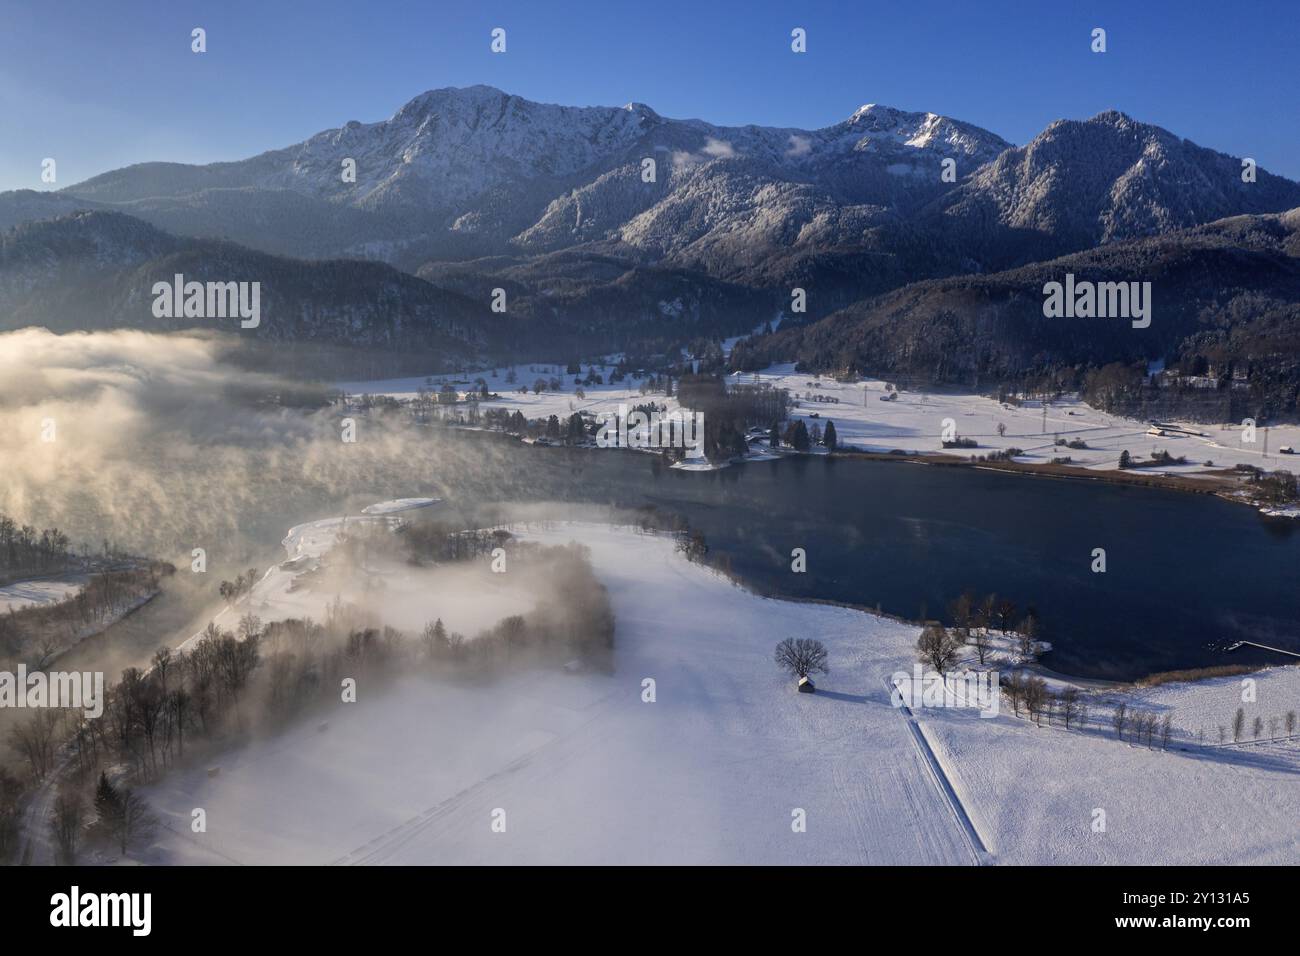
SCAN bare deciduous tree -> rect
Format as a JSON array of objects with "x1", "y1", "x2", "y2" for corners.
[
  {"x1": 773, "y1": 638, "x2": 829, "y2": 681},
  {"x1": 1060, "y1": 687, "x2": 1080, "y2": 729},
  {"x1": 980, "y1": 593, "x2": 998, "y2": 634},
  {"x1": 994, "y1": 598, "x2": 1018, "y2": 635},
  {"x1": 1024, "y1": 677, "x2": 1049, "y2": 725},
  {"x1": 0, "y1": 768, "x2": 22, "y2": 863},
  {"x1": 1142, "y1": 712, "x2": 1160, "y2": 748},
  {"x1": 1017, "y1": 612, "x2": 1040, "y2": 658},
  {"x1": 8, "y1": 709, "x2": 61, "y2": 779},
  {"x1": 916, "y1": 624, "x2": 962, "y2": 674},
  {"x1": 51, "y1": 789, "x2": 85, "y2": 864},
  {"x1": 1002, "y1": 671, "x2": 1026, "y2": 717},
  {"x1": 113, "y1": 789, "x2": 156, "y2": 856},
  {"x1": 949, "y1": 591, "x2": 976, "y2": 643}
]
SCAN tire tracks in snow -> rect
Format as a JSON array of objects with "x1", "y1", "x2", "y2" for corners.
[
  {"x1": 329, "y1": 695, "x2": 618, "y2": 866},
  {"x1": 883, "y1": 676, "x2": 989, "y2": 865}
]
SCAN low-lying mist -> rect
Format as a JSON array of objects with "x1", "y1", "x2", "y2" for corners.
[{"x1": 0, "y1": 328, "x2": 529, "y2": 566}]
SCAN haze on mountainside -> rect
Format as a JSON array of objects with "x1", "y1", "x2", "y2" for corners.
[{"x1": 2, "y1": 85, "x2": 1298, "y2": 401}]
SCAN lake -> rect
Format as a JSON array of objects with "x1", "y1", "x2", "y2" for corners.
[{"x1": 468, "y1": 438, "x2": 1300, "y2": 681}]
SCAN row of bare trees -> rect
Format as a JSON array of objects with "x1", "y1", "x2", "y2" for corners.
[
  {"x1": 947, "y1": 591, "x2": 1042, "y2": 665},
  {"x1": 1111, "y1": 703, "x2": 1174, "y2": 749},
  {"x1": 0, "y1": 513, "x2": 74, "y2": 578},
  {"x1": 1001, "y1": 680, "x2": 1177, "y2": 749},
  {"x1": 4, "y1": 541, "x2": 619, "y2": 863},
  {"x1": 1216, "y1": 707, "x2": 1299, "y2": 744},
  {"x1": 0, "y1": 564, "x2": 171, "y2": 666},
  {"x1": 218, "y1": 567, "x2": 260, "y2": 603}
]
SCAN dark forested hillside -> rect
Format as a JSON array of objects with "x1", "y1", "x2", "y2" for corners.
[{"x1": 734, "y1": 210, "x2": 1300, "y2": 421}]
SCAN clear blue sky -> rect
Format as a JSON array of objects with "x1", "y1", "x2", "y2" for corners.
[{"x1": 1, "y1": 0, "x2": 1297, "y2": 191}]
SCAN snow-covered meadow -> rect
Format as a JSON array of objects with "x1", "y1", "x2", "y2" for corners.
[
  {"x1": 754, "y1": 365, "x2": 1300, "y2": 477},
  {"x1": 337, "y1": 361, "x2": 674, "y2": 432},
  {"x1": 0, "y1": 575, "x2": 86, "y2": 613},
  {"x1": 339, "y1": 362, "x2": 1300, "y2": 479},
  {"x1": 177, "y1": 498, "x2": 533, "y2": 654},
  {"x1": 143, "y1": 519, "x2": 1300, "y2": 866}
]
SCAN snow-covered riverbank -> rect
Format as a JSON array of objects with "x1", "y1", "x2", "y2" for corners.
[{"x1": 144, "y1": 520, "x2": 1300, "y2": 865}]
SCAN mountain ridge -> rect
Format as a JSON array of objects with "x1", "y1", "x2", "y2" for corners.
[{"x1": 3, "y1": 86, "x2": 1299, "y2": 393}]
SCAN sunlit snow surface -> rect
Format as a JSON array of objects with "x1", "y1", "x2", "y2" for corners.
[
  {"x1": 0, "y1": 576, "x2": 85, "y2": 612},
  {"x1": 146, "y1": 521, "x2": 1300, "y2": 865},
  {"x1": 341, "y1": 362, "x2": 1300, "y2": 488}
]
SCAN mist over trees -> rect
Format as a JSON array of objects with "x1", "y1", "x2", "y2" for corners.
[
  {"x1": 0, "y1": 564, "x2": 173, "y2": 668},
  {"x1": 0, "y1": 514, "x2": 74, "y2": 580},
  {"x1": 0, "y1": 536, "x2": 616, "y2": 864}
]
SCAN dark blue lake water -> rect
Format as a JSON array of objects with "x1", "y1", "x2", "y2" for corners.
[{"x1": 497, "y1": 442, "x2": 1300, "y2": 681}]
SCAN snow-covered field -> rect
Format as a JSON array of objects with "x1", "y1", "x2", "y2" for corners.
[
  {"x1": 178, "y1": 500, "x2": 530, "y2": 654},
  {"x1": 755, "y1": 365, "x2": 1300, "y2": 476},
  {"x1": 339, "y1": 363, "x2": 1300, "y2": 479},
  {"x1": 0, "y1": 575, "x2": 86, "y2": 612},
  {"x1": 145, "y1": 520, "x2": 1300, "y2": 866},
  {"x1": 338, "y1": 362, "x2": 680, "y2": 431}
]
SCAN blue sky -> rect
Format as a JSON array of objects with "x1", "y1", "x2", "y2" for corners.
[{"x1": 1, "y1": 0, "x2": 1297, "y2": 191}]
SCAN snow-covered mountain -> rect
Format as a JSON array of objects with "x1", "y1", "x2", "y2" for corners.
[
  {"x1": 32, "y1": 86, "x2": 1009, "y2": 271},
  {"x1": 3, "y1": 88, "x2": 1295, "y2": 287},
  {"x1": 66, "y1": 86, "x2": 1008, "y2": 211},
  {"x1": 928, "y1": 110, "x2": 1300, "y2": 269},
  {"x1": 4, "y1": 86, "x2": 1300, "y2": 378}
]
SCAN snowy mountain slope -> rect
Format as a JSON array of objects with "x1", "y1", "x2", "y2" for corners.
[
  {"x1": 25, "y1": 86, "x2": 1008, "y2": 275},
  {"x1": 4, "y1": 87, "x2": 1299, "y2": 368},
  {"x1": 3, "y1": 88, "x2": 1290, "y2": 294},
  {"x1": 737, "y1": 208, "x2": 1300, "y2": 418},
  {"x1": 64, "y1": 87, "x2": 1007, "y2": 215},
  {"x1": 35, "y1": 87, "x2": 1297, "y2": 287},
  {"x1": 927, "y1": 110, "x2": 1300, "y2": 269}
]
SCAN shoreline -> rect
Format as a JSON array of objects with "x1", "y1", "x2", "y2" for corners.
[
  {"x1": 829, "y1": 447, "x2": 1248, "y2": 502},
  {"x1": 483, "y1": 423, "x2": 1285, "y2": 514},
  {"x1": 559, "y1": 519, "x2": 1300, "y2": 692}
]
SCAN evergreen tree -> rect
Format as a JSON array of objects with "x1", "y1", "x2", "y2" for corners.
[
  {"x1": 790, "y1": 420, "x2": 810, "y2": 452},
  {"x1": 567, "y1": 412, "x2": 586, "y2": 443},
  {"x1": 823, "y1": 419, "x2": 838, "y2": 451},
  {"x1": 94, "y1": 772, "x2": 123, "y2": 829}
]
